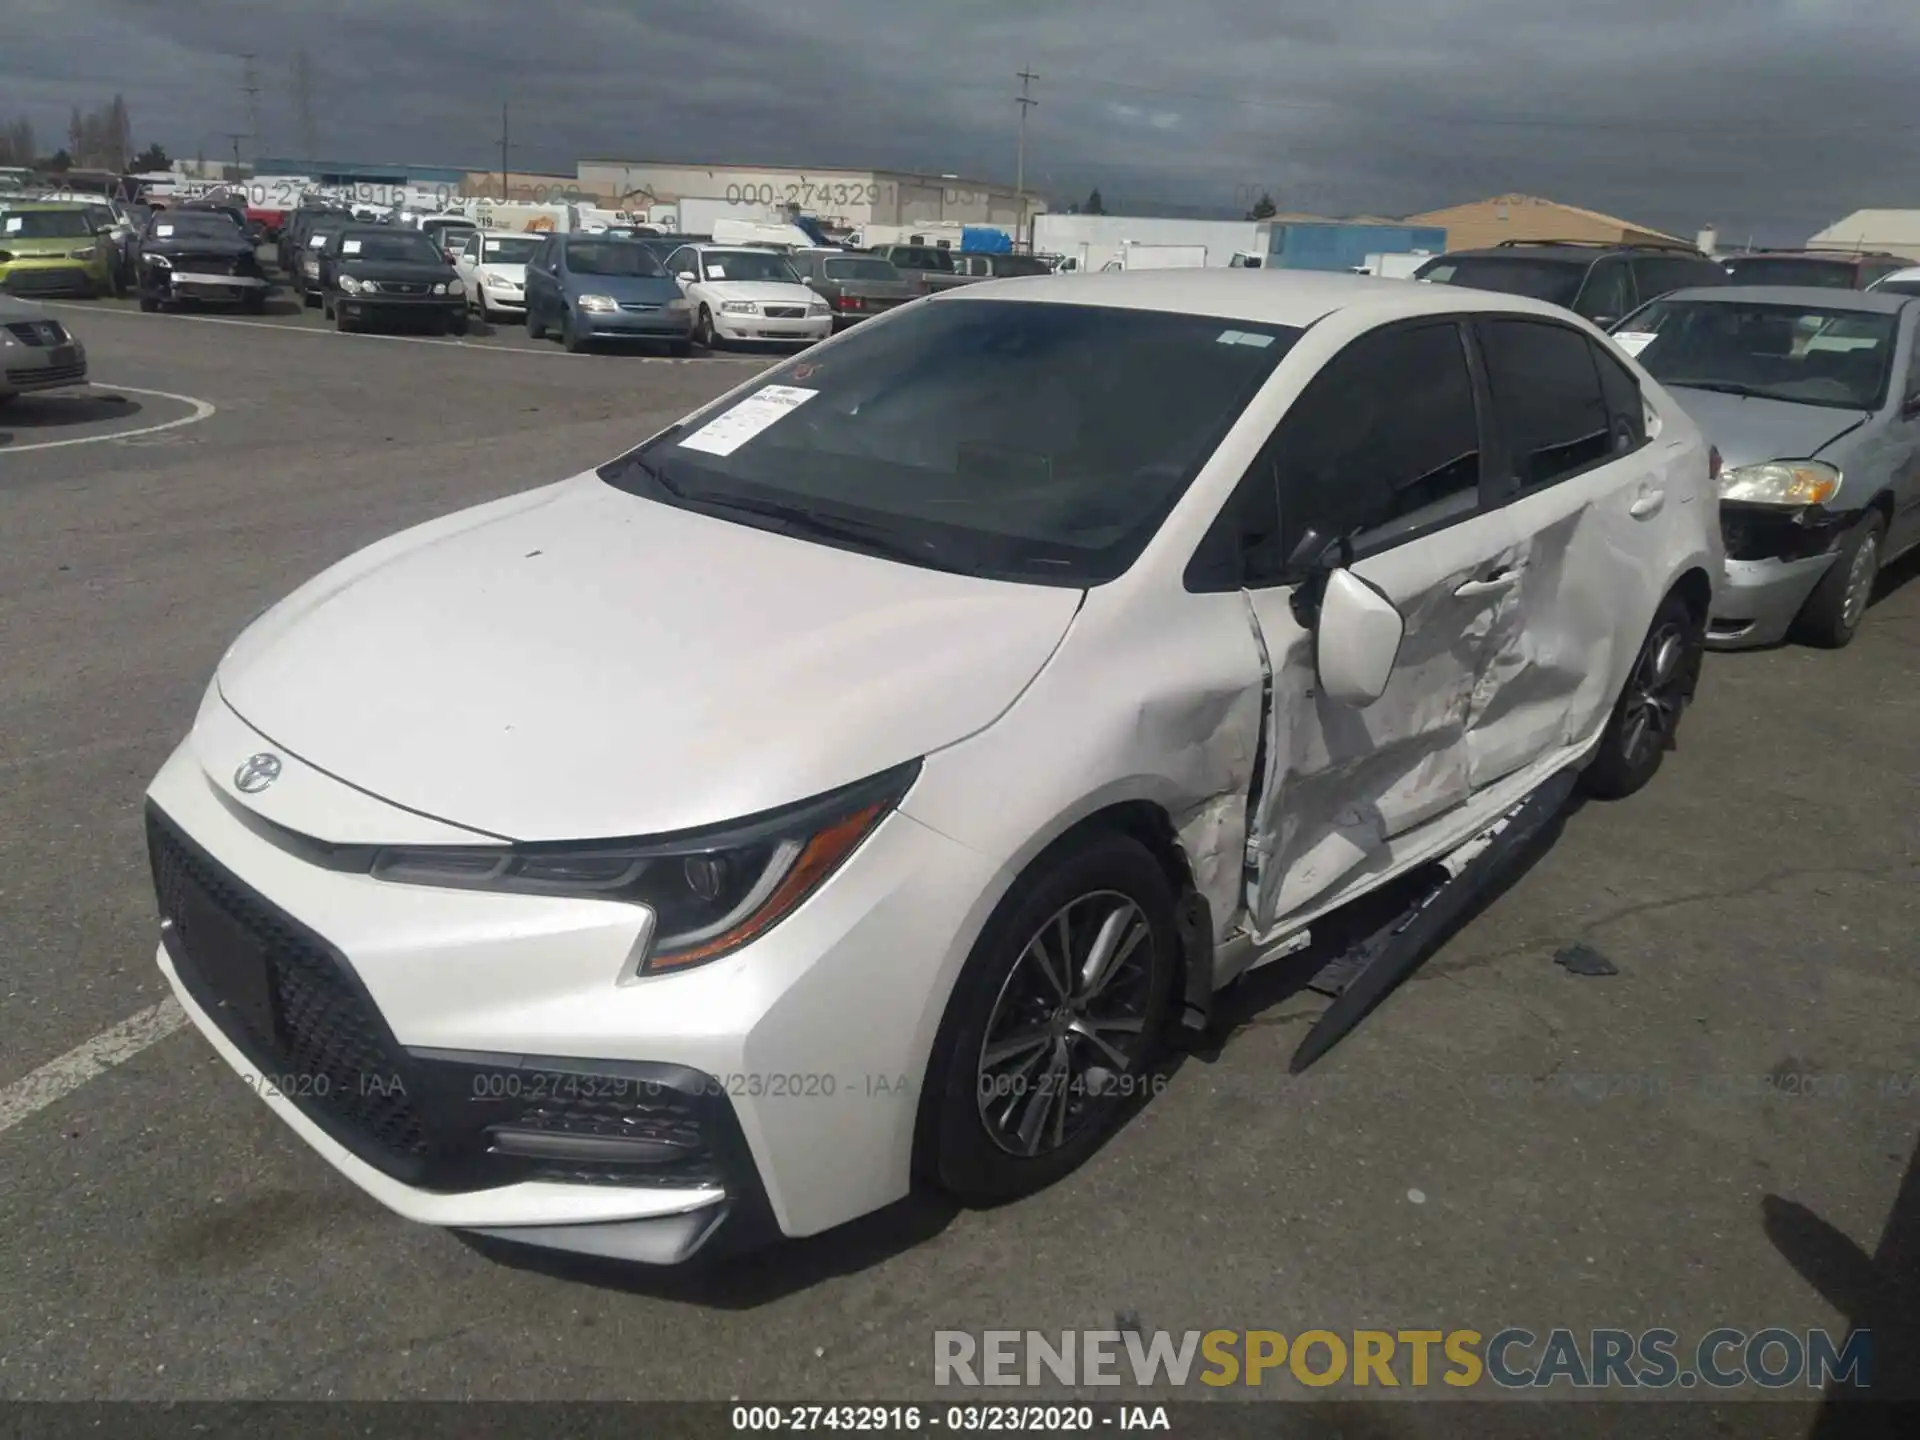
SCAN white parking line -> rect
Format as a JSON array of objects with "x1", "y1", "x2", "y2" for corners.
[
  {"x1": 0, "y1": 999, "x2": 187, "y2": 1138},
  {"x1": 33, "y1": 301, "x2": 765, "y2": 362},
  {"x1": 0, "y1": 383, "x2": 217, "y2": 454}
]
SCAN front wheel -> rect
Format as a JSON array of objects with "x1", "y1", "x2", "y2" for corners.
[
  {"x1": 137, "y1": 293, "x2": 158, "y2": 314},
  {"x1": 446, "y1": 311, "x2": 468, "y2": 337},
  {"x1": 1583, "y1": 591, "x2": 1702, "y2": 800},
  {"x1": 335, "y1": 307, "x2": 357, "y2": 334},
  {"x1": 561, "y1": 308, "x2": 589, "y2": 353},
  {"x1": 1793, "y1": 510, "x2": 1884, "y2": 649},
  {"x1": 694, "y1": 305, "x2": 715, "y2": 349},
  {"x1": 919, "y1": 830, "x2": 1178, "y2": 1205},
  {"x1": 526, "y1": 305, "x2": 544, "y2": 341}
]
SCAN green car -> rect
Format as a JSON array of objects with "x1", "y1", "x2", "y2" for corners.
[{"x1": 0, "y1": 203, "x2": 119, "y2": 298}]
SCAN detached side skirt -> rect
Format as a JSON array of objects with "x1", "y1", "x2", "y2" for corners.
[{"x1": 1289, "y1": 767, "x2": 1580, "y2": 1072}]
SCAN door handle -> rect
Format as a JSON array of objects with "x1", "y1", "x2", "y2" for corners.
[
  {"x1": 1453, "y1": 566, "x2": 1522, "y2": 598},
  {"x1": 1629, "y1": 488, "x2": 1666, "y2": 519}
]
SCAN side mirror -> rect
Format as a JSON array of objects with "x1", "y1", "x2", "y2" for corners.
[
  {"x1": 1590, "y1": 314, "x2": 1618, "y2": 328},
  {"x1": 1314, "y1": 569, "x2": 1406, "y2": 708},
  {"x1": 1902, "y1": 392, "x2": 1920, "y2": 421},
  {"x1": 675, "y1": 270, "x2": 695, "y2": 283}
]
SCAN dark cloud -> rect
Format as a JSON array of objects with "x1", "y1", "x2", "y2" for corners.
[{"x1": 7, "y1": 0, "x2": 1918, "y2": 241}]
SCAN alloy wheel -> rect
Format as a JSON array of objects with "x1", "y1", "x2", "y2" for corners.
[
  {"x1": 975, "y1": 891, "x2": 1157, "y2": 1158},
  {"x1": 1841, "y1": 530, "x2": 1879, "y2": 632},
  {"x1": 1617, "y1": 620, "x2": 1690, "y2": 769}
]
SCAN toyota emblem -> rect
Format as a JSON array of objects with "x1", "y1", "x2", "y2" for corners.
[{"x1": 234, "y1": 752, "x2": 283, "y2": 794}]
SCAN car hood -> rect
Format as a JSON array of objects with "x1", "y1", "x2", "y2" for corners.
[
  {"x1": 566, "y1": 272, "x2": 681, "y2": 301},
  {"x1": 702, "y1": 279, "x2": 817, "y2": 305},
  {"x1": 1663, "y1": 384, "x2": 1872, "y2": 468},
  {"x1": 336, "y1": 258, "x2": 453, "y2": 282},
  {"x1": 478, "y1": 262, "x2": 527, "y2": 284},
  {"x1": 215, "y1": 474, "x2": 1082, "y2": 841},
  {"x1": 1, "y1": 235, "x2": 95, "y2": 257},
  {"x1": 142, "y1": 233, "x2": 254, "y2": 257}
]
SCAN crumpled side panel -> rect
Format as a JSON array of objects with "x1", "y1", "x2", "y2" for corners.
[{"x1": 1246, "y1": 537, "x2": 1515, "y2": 928}]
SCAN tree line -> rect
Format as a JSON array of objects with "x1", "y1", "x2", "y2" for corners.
[{"x1": 0, "y1": 98, "x2": 168, "y2": 173}]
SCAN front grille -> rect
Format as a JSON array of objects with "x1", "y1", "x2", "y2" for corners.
[
  {"x1": 2, "y1": 269, "x2": 88, "y2": 295},
  {"x1": 148, "y1": 811, "x2": 431, "y2": 1174},
  {"x1": 147, "y1": 805, "x2": 747, "y2": 1196},
  {"x1": 762, "y1": 305, "x2": 806, "y2": 319},
  {"x1": 4, "y1": 320, "x2": 65, "y2": 346},
  {"x1": 174, "y1": 252, "x2": 244, "y2": 275},
  {"x1": 365, "y1": 281, "x2": 427, "y2": 296},
  {"x1": 618, "y1": 301, "x2": 660, "y2": 313},
  {"x1": 7, "y1": 361, "x2": 86, "y2": 384},
  {"x1": 1720, "y1": 503, "x2": 1847, "y2": 563}
]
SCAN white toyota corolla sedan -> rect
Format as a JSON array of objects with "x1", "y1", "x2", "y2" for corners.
[{"x1": 147, "y1": 271, "x2": 1720, "y2": 1265}]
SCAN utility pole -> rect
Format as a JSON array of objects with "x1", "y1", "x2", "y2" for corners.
[
  {"x1": 240, "y1": 53, "x2": 262, "y2": 162},
  {"x1": 292, "y1": 49, "x2": 318, "y2": 159},
  {"x1": 1015, "y1": 68, "x2": 1039, "y2": 201},
  {"x1": 497, "y1": 101, "x2": 514, "y2": 201}
]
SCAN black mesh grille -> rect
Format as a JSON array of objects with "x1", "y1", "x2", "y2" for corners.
[
  {"x1": 2, "y1": 270, "x2": 90, "y2": 295},
  {"x1": 4, "y1": 320, "x2": 65, "y2": 346},
  {"x1": 147, "y1": 810, "x2": 431, "y2": 1174},
  {"x1": 762, "y1": 305, "x2": 806, "y2": 318},
  {"x1": 7, "y1": 361, "x2": 86, "y2": 384}
]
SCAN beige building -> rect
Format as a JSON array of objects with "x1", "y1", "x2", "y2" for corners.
[
  {"x1": 1406, "y1": 194, "x2": 1684, "y2": 251},
  {"x1": 572, "y1": 160, "x2": 1030, "y2": 232},
  {"x1": 1805, "y1": 210, "x2": 1920, "y2": 256},
  {"x1": 462, "y1": 170, "x2": 609, "y2": 204}
]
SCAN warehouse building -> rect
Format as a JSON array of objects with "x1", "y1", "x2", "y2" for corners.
[
  {"x1": 1805, "y1": 209, "x2": 1920, "y2": 256},
  {"x1": 1405, "y1": 194, "x2": 1683, "y2": 250},
  {"x1": 573, "y1": 160, "x2": 1029, "y2": 232}
]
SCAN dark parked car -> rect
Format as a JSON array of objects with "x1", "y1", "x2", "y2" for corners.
[
  {"x1": 523, "y1": 233, "x2": 692, "y2": 354},
  {"x1": 318, "y1": 226, "x2": 467, "y2": 335},
  {"x1": 1720, "y1": 249, "x2": 1916, "y2": 290},
  {"x1": 869, "y1": 243, "x2": 979, "y2": 292},
  {"x1": 290, "y1": 212, "x2": 354, "y2": 305},
  {"x1": 278, "y1": 200, "x2": 350, "y2": 274},
  {"x1": 947, "y1": 252, "x2": 1054, "y2": 279},
  {"x1": 788, "y1": 248, "x2": 920, "y2": 327},
  {"x1": 135, "y1": 209, "x2": 270, "y2": 313},
  {"x1": 1413, "y1": 239, "x2": 1727, "y2": 326}
]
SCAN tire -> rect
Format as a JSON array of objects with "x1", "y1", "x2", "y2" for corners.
[
  {"x1": 1791, "y1": 510, "x2": 1884, "y2": 649},
  {"x1": 302, "y1": 288, "x2": 319, "y2": 310},
  {"x1": 335, "y1": 307, "x2": 357, "y2": 334},
  {"x1": 446, "y1": 312, "x2": 468, "y2": 337},
  {"x1": 321, "y1": 296, "x2": 334, "y2": 319},
  {"x1": 919, "y1": 829, "x2": 1178, "y2": 1205},
  {"x1": 526, "y1": 306, "x2": 544, "y2": 341},
  {"x1": 694, "y1": 305, "x2": 716, "y2": 349},
  {"x1": 668, "y1": 339, "x2": 692, "y2": 358},
  {"x1": 1582, "y1": 591, "x2": 1702, "y2": 800},
  {"x1": 138, "y1": 294, "x2": 158, "y2": 314},
  {"x1": 241, "y1": 292, "x2": 265, "y2": 315},
  {"x1": 561, "y1": 308, "x2": 589, "y2": 353}
]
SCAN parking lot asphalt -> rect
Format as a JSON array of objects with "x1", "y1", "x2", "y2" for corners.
[{"x1": 0, "y1": 296, "x2": 1916, "y2": 1404}]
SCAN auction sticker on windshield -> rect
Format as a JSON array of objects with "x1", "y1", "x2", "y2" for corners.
[
  {"x1": 1613, "y1": 331, "x2": 1658, "y2": 357},
  {"x1": 678, "y1": 385, "x2": 816, "y2": 457}
]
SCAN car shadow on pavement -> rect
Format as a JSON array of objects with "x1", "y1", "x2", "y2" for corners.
[
  {"x1": 0, "y1": 391, "x2": 140, "y2": 445},
  {"x1": 1765, "y1": 1135, "x2": 1920, "y2": 1428},
  {"x1": 457, "y1": 1188, "x2": 960, "y2": 1306}
]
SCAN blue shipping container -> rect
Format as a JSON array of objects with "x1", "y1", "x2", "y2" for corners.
[
  {"x1": 1267, "y1": 222, "x2": 1448, "y2": 272},
  {"x1": 961, "y1": 225, "x2": 1013, "y2": 253}
]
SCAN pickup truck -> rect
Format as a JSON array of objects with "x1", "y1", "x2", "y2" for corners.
[{"x1": 868, "y1": 243, "x2": 979, "y2": 292}]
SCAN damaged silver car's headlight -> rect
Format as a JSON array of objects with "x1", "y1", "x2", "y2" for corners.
[
  {"x1": 1719, "y1": 460, "x2": 1840, "y2": 507},
  {"x1": 367, "y1": 761, "x2": 919, "y2": 974}
]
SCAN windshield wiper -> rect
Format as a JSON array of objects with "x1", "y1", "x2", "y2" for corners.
[
  {"x1": 1669, "y1": 380, "x2": 1781, "y2": 401},
  {"x1": 684, "y1": 492, "x2": 977, "y2": 575}
]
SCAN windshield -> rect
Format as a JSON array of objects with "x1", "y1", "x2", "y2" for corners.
[
  {"x1": 1415, "y1": 256, "x2": 1585, "y2": 306},
  {"x1": 825, "y1": 257, "x2": 901, "y2": 282},
  {"x1": 603, "y1": 299, "x2": 1301, "y2": 584},
  {"x1": 565, "y1": 240, "x2": 664, "y2": 276},
  {"x1": 335, "y1": 230, "x2": 441, "y2": 263},
  {"x1": 1721, "y1": 256, "x2": 1857, "y2": 288},
  {"x1": 424, "y1": 221, "x2": 474, "y2": 239},
  {"x1": 149, "y1": 212, "x2": 241, "y2": 241},
  {"x1": 891, "y1": 247, "x2": 955, "y2": 272},
  {"x1": 481, "y1": 236, "x2": 541, "y2": 263},
  {"x1": 702, "y1": 250, "x2": 798, "y2": 282},
  {"x1": 1619, "y1": 298, "x2": 1898, "y2": 411},
  {"x1": 2, "y1": 210, "x2": 93, "y2": 240},
  {"x1": 1871, "y1": 278, "x2": 1920, "y2": 297}
]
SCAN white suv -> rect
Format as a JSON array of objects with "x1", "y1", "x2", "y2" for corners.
[{"x1": 145, "y1": 271, "x2": 1718, "y2": 1265}]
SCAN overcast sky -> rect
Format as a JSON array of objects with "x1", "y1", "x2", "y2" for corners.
[{"x1": 8, "y1": 0, "x2": 1918, "y2": 242}]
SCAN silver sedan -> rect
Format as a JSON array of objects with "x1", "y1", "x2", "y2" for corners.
[{"x1": 0, "y1": 295, "x2": 88, "y2": 407}]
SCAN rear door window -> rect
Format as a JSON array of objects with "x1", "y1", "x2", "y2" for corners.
[
  {"x1": 1631, "y1": 256, "x2": 1723, "y2": 304},
  {"x1": 1478, "y1": 319, "x2": 1616, "y2": 490},
  {"x1": 1573, "y1": 258, "x2": 1633, "y2": 323},
  {"x1": 1591, "y1": 341, "x2": 1649, "y2": 453}
]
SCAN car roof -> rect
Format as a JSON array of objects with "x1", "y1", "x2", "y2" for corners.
[
  {"x1": 0, "y1": 201, "x2": 86, "y2": 212},
  {"x1": 1430, "y1": 243, "x2": 1709, "y2": 263},
  {"x1": 689, "y1": 243, "x2": 782, "y2": 254},
  {"x1": 937, "y1": 268, "x2": 1618, "y2": 328},
  {"x1": 475, "y1": 229, "x2": 540, "y2": 239},
  {"x1": 1657, "y1": 284, "x2": 1918, "y2": 313},
  {"x1": 1872, "y1": 266, "x2": 1920, "y2": 287}
]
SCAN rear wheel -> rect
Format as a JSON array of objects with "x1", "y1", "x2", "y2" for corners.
[
  {"x1": 1583, "y1": 591, "x2": 1701, "y2": 800},
  {"x1": 1792, "y1": 510, "x2": 1884, "y2": 649},
  {"x1": 920, "y1": 830, "x2": 1178, "y2": 1204}
]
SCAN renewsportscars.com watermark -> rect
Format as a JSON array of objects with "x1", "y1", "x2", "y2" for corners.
[{"x1": 933, "y1": 1327, "x2": 1874, "y2": 1390}]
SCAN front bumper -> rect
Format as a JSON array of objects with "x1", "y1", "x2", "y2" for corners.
[
  {"x1": 476, "y1": 283, "x2": 526, "y2": 314},
  {"x1": 3, "y1": 339, "x2": 88, "y2": 394},
  {"x1": 579, "y1": 305, "x2": 693, "y2": 338},
  {"x1": 1705, "y1": 503, "x2": 1851, "y2": 649},
  {"x1": 710, "y1": 310, "x2": 833, "y2": 344},
  {"x1": 143, "y1": 711, "x2": 992, "y2": 1259},
  {"x1": 161, "y1": 272, "x2": 271, "y2": 305},
  {"x1": 336, "y1": 295, "x2": 465, "y2": 322},
  {"x1": 0, "y1": 260, "x2": 103, "y2": 297}
]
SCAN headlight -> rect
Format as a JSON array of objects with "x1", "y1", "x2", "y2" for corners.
[
  {"x1": 69, "y1": 245, "x2": 98, "y2": 260},
  {"x1": 720, "y1": 300, "x2": 758, "y2": 315},
  {"x1": 577, "y1": 293, "x2": 618, "y2": 312},
  {"x1": 431, "y1": 282, "x2": 447, "y2": 295},
  {"x1": 666, "y1": 297, "x2": 692, "y2": 313},
  {"x1": 807, "y1": 300, "x2": 830, "y2": 316},
  {"x1": 367, "y1": 761, "x2": 918, "y2": 974},
  {"x1": 1719, "y1": 460, "x2": 1842, "y2": 507},
  {"x1": 302, "y1": 257, "x2": 320, "y2": 275},
  {"x1": 338, "y1": 274, "x2": 364, "y2": 294},
  {"x1": 146, "y1": 252, "x2": 173, "y2": 268}
]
